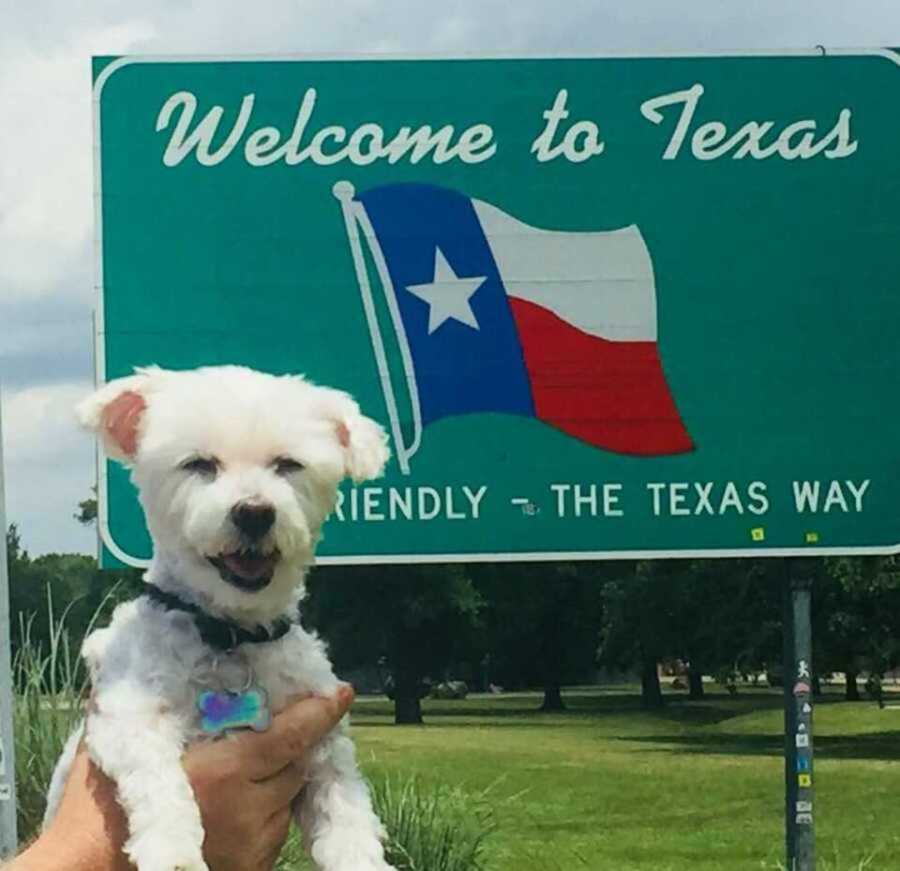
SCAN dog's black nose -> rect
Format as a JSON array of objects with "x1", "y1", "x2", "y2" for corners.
[{"x1": 231, "y1": 502, "x2": 276, "y2": 539}]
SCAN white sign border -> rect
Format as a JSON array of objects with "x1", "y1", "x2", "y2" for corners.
[{"x1": 92, "y1": 48, "x2": 900, "y2": 568}]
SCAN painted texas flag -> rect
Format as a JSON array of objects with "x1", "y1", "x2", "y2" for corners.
[{"x1": 335, "y1": 181, "x2": 692, "y2": 474}]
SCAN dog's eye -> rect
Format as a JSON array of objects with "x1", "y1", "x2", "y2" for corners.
[
  {"x1": 180, "y1": 457, "x2": 219, "y2": 477},
  {"x1": 273, "y1": 457, "x2": 304, "y2": 476}
]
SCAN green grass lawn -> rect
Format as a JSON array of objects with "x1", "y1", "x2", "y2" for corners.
[{"x1": 335, "y1": 686, "x2": 899, "y2": 871}]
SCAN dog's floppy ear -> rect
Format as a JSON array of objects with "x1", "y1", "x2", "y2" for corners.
[
  {"x1": 76, "y1": 368, "x2": 159, "y2": 463},
  {"x1": 336, "y1": 411, "x2": 391, "y2": 483},
  {"x1": 320, "y1": 390, "x2": 390, "y2": 483}
]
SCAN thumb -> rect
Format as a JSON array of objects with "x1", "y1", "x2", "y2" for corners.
[{"x1": 239, "y1": 684, "x2": 354, "y2": 778}]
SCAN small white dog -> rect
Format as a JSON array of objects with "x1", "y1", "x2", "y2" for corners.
[{"x1": 44, "y1": 365, "x2": 396, "y2": 871}]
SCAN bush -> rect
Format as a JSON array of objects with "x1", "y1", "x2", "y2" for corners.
[
  {"x1": 372, "y1": 776, "x2": 495, "y2": 871},
  {"x1": 13, "y1": 592, "x2": 89, "y2": 841},
  {"x1": 276, "y1": 776, "x2": 496, "y2": 870}
]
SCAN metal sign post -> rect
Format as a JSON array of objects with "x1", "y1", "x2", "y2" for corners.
[
  {"x1": 783, "y1": 559, "x2": 815, "y2": 871},
  {"x1": 0, "y1": 391, "x2": 18, "y2": 856}
]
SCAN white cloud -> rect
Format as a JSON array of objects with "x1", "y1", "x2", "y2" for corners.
[
  {"x1": 3, "y1": 381, "x2": 88, "y2": 462},
  {"x1": 0, "y1": 20, "x2": 157, "y2": 299},
  {"x1": 1, "y1": 380, "x2": 97, "y2": 556}
]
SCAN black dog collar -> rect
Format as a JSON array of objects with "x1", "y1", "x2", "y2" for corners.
[{"x1": 145, "y1": 584, "x2": 293, "y2": 653}]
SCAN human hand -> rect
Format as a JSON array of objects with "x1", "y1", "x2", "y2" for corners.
[
  {"x1": 187, "y1": 685, "x2": 354, "y2": 870},
  {"x1": 13, "y1": 686, "x2": 354, "y2": 871}
]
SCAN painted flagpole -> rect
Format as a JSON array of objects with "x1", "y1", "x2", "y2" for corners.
[
  {"x1": 332, "y1": 181, "x2": 417, "y2": 474},
  {"x1": 0, "y1": 387, "x2": 18, "y2": 857}
]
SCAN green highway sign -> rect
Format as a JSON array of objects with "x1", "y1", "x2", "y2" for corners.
[{"x1": 93, "y1": 50, "x2": 900, "y2": 566}]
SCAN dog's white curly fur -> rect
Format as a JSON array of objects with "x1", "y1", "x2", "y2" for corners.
[{"x1": 44, "y1": 365, "x2": 395, "y2": 871}]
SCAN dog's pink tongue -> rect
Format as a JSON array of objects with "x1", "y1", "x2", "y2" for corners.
[{"x1": 223, "y1": 552, "x2": 274, "y2": 580}]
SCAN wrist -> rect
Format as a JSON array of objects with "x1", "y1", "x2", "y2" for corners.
[
  {"x1": 13, "y1": 833, "x2": 68, "y2": 871},
  {"x1": 14, "y1": 826, "x2": 118, "y2": 871}
]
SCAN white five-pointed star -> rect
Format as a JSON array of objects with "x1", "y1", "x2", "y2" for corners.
[{"x1": 406, "y1": 247, "x2": 487, "y2": 334}]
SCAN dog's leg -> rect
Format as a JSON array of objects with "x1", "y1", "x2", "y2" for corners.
[
  {"x1": 297, "y1": 721, "x2": 395, "y2": 871},
  {"x1": 85, "y1": 691, "x2": 208, "y2": 871}
]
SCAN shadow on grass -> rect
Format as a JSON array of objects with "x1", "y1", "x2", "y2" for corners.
[
  {"x1": 353, "y1": 693, "x2": 900, "y2": 749},
  {"x1": 354, "y1": 692, "x2": 790, "y2": 728},
  {"x1": 619, "y1": 730, "x2": 900, "y2": 761}
]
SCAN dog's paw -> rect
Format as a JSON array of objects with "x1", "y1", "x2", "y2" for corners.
[
  {"x1": 329, "y1": 860, "x2": 397, "y2": 871},
  {"x1": 136, "y1": 856, "x2": 209, "y2": 871},
  {"x1": 128, "y1": 838, "x2": 209, "y2": 871}
]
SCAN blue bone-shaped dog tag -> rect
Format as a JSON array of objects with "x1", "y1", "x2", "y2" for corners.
[{"x1": 197, "y1": 687, "x2": 272, "y2": 735}]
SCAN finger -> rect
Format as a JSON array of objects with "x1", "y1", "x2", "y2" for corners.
[
  {"x1": 238, "y1": 684, "x2": 354, "y2": 778},
  {"x1": 253, "y1": 759, "x2": 308, "y2": 807},
  {"x1": 261, "y1": 807, "x2": 293, "y2": 866}
]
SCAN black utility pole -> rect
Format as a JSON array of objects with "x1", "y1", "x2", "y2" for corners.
[{"x1": 783, "y1": 558, "x2": 816, "y2": 871}]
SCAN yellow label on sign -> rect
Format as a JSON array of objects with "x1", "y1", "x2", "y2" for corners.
[
  {"x1": 805, "y1": 532, "x2": 819, "y2": 544},
  {"x1": 798, "y1": 774, "x2": 812, "y2": 788},
  {"x1": 751, "y1": 527, "x2": 765, "y2": 542}
]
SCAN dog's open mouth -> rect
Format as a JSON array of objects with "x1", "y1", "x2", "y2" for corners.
[{"x1": 208, "y1": 549, "x2": 280, "y2": 592}]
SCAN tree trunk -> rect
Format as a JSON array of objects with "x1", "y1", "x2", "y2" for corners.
[
  {"x1": 540, "y1": 682, "x2": 566, "y2": 711},
  {"x1": 537, "y1": 585, "x2": 567, "y2": 712},
  {"x1": 641, "y1": 659, "x2": 664, "y2": 709},
  {"x1": 393, "y1": 664, "x2": 424, "y2": 725},
  {"x1": 845, "y1": 670, "x2": 860, "y2": 702},
  {"x1": 394, "y1": 692, "x2": 423, "y2": 725},
  {"x1": 688, "y1": 666, "x2": 705, "y2": 700}
]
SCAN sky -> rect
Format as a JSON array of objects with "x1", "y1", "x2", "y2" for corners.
[{"x1": 1, "y1": 0, "x2": 899, "y2": 557}]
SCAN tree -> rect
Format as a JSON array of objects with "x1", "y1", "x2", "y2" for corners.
[
  {"x1": 471, "y1": 562, "x2": 604, "y2": 711},
  {"x1": 598, "y1": 559, "x2": 784, "y2": 708},
  {"x1": 74, "y1": 487, "x2": 98, "y2": 526},
  {"x1": 305, "y1": 563, "x2": 484, "y2": 724},
  {"x1": 6, "y1": 524, "x2": 46, "y2": 653},
  {"x1": 816, "y1": 557, "x2": 900, "y2": 698},
  {"x1": 598, "y1": 561, "x2": 678, "y2": 709},
  {"x1": 6, "y1": 519, "x2": 144, "y2": 680},
  {"x1": 668, "y1": 558, "x2": 784, "y2": 696}
]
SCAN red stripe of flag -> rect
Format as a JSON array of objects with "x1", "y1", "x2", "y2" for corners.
[{"x1": 508, "y1": 297, "x2": 693, "y2": 456}]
